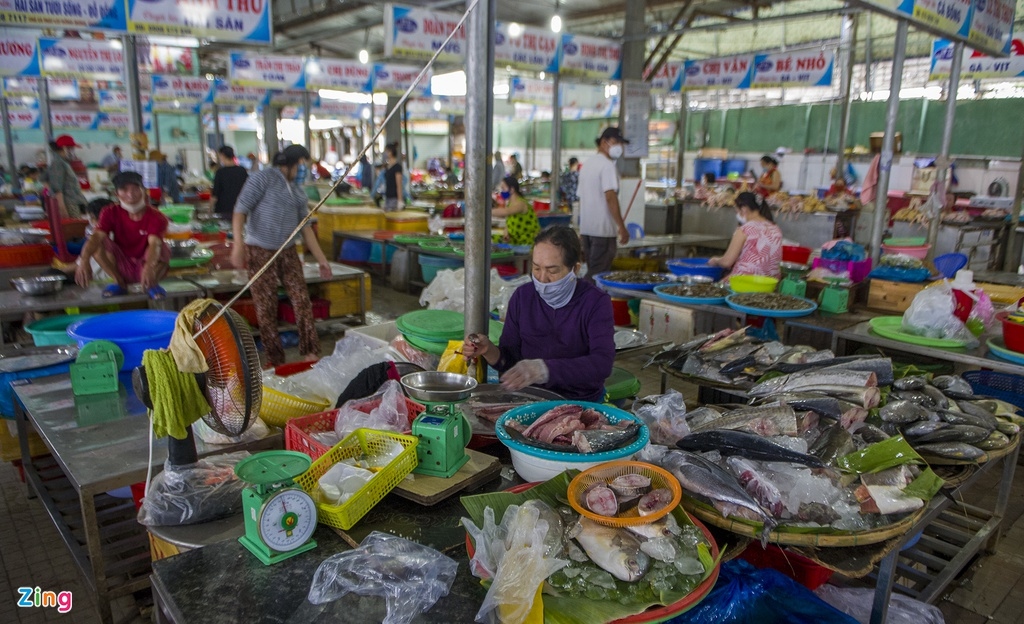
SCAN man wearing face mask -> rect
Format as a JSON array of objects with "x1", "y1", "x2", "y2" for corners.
[
  {"x1": 231, "y1": 144, "x2": 332, "y2": 366},
  {"x1": 461, "y1": 226, "x2": 615, "y2": 402},
  {"x1": 578, "y1": 127, "x2": 630, "y2": 280},
  {"x1": 75, "y1": 171, "x2": 171, "y2": 299}
]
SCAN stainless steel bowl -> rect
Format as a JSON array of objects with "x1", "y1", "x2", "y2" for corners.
[
  {"x1": 400, "y1": 371, "x2": 478, "y2": 403},
  {"x1": 10, "y1": 275, "x2": 66, "y2": 296},
  {"x1": 167, "y1": 239, "x2": 197, "y2": 259},
  {"x1": 673, "y1": 274, "x2": 714, "y2": 286}
]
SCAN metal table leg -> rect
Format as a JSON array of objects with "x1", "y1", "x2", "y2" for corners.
[
  {"x1": 870, "y1": 549, "x2": 899, "y2": 624},
  {"x1": 81, "y1": 491, "x2": 114, "y2": 624}
]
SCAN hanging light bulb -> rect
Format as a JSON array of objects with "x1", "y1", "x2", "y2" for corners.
[
  {"x1": 539, "y1": 71, "x2": 546, "y2": 80},
  {"x1": 433, "y1": 100, "x2": 442, "y2": 112},
  {"x1": 550, "y1": 15, "x2": 562, "y2": 33},
  {"x1": 358, "y1": 49, "x2": 369, "y2": 64}
]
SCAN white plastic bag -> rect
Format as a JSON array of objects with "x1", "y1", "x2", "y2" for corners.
[
  {"x1": 334, "y1": 380, "x2": 409, "y2": 440},
  {"x1": 193, "y1": 417, "x2": 270, "y2": 445},
  {"x1": 633, "y1": 390, "x2": 691, "y2": 445},
  {"x1": 901, "y1": 283, "x2": 978, "y2": 347},
  {"x1": 278, "y1": 334, "x2": 389, "y2": 404},
  {"x1": 814, "y1": 584, "x2": 944, "y2": 624}
]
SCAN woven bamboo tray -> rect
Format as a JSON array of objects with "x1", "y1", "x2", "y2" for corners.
[
  {"x1": 918, "y1": 432, "x2": 1019, "y2": 466},
  {"x1": 682, "y1": 495, "x2": 928, "y2": 548}
]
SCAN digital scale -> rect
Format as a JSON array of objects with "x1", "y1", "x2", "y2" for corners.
[
  {"x1": 401, "y1": 372, "x2": 475, "y2": 479},
  {"x1": 779, "y1": 261, "x2": 810, "y2": 299},
  {"x1": 235, "y1": 451, "x2": 318, "y2": 565}
]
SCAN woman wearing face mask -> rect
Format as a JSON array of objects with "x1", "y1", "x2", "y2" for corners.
[
  {"x1": 231, "y1": 144, "x2": 332, "y2": 366},
  {"x1": 46, "y1": 134, "x2": 87, "y2": 218},
  {"x1": 754, "y1": 155, "x2": 782, "y2": 197},
  {"x1": 383, "y1": 143, "x2": 404, "y2": 212},
  {"x1": 461, "y1": 225, "x2": 615, "y2": 402},
  {"x1": 708, "y1": 191, "x2": 783, "y2": 279},
  {"x1": 492, "y1": 175, "x2": 540, "y2": 246},
  {"x1": 75, "y1": 171, "x2": 171, "y2": 299}
]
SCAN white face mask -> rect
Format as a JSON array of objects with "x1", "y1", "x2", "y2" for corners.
[
  {"x1": 736, "y1": 213, "x2": 747, "y2": 225},
  {"x1": 121, "y1": 200, "x2": 146, "y2": 214},
  {"x1": 608, "y1": 144, "x2": 624, "y2": 160},
  {"x1": 532, "y1": 270, "x2": 577, "y2": 309}
]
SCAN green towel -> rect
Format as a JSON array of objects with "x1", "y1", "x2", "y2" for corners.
[{"x1": 143, "y1": 349, "x2": 211, "y2": 440}]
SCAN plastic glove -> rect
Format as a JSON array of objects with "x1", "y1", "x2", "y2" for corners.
[{"x1": 501, "y1": 359, "x2": 549, "y2": 391}]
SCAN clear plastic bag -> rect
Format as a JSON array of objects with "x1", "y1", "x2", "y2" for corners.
[
  {"x1": 633, "y1": 390, "x2": 691, "y2": 445},
  {"x1": 307, "y1": 531, "x2": 458, "y2": 624},
  {"x1": 901, "y1": 283, "x2": 978, "y2": 346},
  {"x1": 814, "y1": 584, "x2": 944, "y2": 624},
  {"x1": 136, "y1": 451, "x2": 250, "y2": 527},
  {"x1": 192, "y1": 417, "x2": 270, "y2": 445},
  {"x1": 279, "y1": 334, "x2": 389, "y2": 404},
  {"x1": 334, "y1": 380, "x2": 409, "y2": 440},
  {"x1": 389, "y1": 335, "x2": 441, "y2": 371}
]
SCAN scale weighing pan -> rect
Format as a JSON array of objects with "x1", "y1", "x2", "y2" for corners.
[{"x1": 400, "y1": 371, "x2": 478, "y2": 404}]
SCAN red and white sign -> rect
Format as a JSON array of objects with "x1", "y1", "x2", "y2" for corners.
[
  {"x1": 495, "y1": 23, "x2": 560, "y2": 73},
  {"x1": 559, "y1": 34, "x2": 621, "y2": 81},
  {"x1": 305, "y1": 57, "x2": 373, "y2": 92}
]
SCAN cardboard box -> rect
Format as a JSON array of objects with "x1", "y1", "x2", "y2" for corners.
[
  {"x1": 697, "y1": 148, "x2": 729, "y2": 159},
  {"x1": 866, "y1": 279, "x2": 925, "y2": 313},
  {"x1": 869, "y1": 132, "x2": 902, "y2": 154}
]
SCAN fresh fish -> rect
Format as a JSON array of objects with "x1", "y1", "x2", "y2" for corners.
[
  {"x1": 997, "y1": 420, "x2": 1020, "y2": 436},
  {"x1": 709, "y1": 342, "x2": 760, "y2": 364},
  {"x1": 757, "y1": 393, "x2": 842, "y2": 420},
  {"x1": 893, "y1": 376, "x2": 927, "y2": 391},
  {"x1": 912, "y1": 424, "x2": 992, "y2": 445},
  {"x1": 808, "y1": 424, "x2": 855, "y2": 465},
  {"x1": 690, "y1": 405, "x2": 798, "y2": 436},
  {"x1": 504, "y1": 425, "x2": 579, "y2": 452},
  {"x1": 860, "y1": 466, "x2": 914, "y2": 488},
  {"x1": 751, "y1": 342, "x2": 789, "y2": 366},
  {"x1": 626, "y1": 514, "x2": 682, "y2": 540},
  {"x1": 699, "y1": 326, "x2": 752, "y2": 354},
  {"x1": 916, "y1": 442, "x2": 985, "y2": 460},
  {"x1": 921, "y1": 385, "x2": 951, "y2": 409},
  {"x1": 892, "y1": 390, "x2": 936, "y2": 408},
  {"x1": 572, "y1": 422, "x2": 641, "y2": 453},
  {"x1": 902, "y1": 421, "x2": 949, "y2": 438},
  {"x1": 643, "y1": 334, "x2": 713, "y2": 369},
  {"x1": 958, "y1": 400, "x2": 998, "y2": 420},
  {"x1": 976, "y1": 431, "x2": 1011, "y2": 451},
  {"x1": 855, "y1": 423, "x2": 890, "y2": 444},
  {"x1": 676, "y1": 430, "x2": 825, "y2": 468},
  {"x1": 726, "y1": 457, "x2": 784, "y2": 516},
  {"x1": 812, "y1": 385, "x2": 881, "y2": 409},
  {"x1": 771, "y1": 354, "x2": 866, "y2": 374},
  {"x1": 574, "y1": 518, "x2": 651, "y2": 582},
  {"x1": 685, "y1": 406, "x2": 723, "y2": 429},
  {"x1": 839, "y1": 401, "x2": 870, "y2": 430},
  {"x1": 815, "y1": 357, "x2": 894, "y2": 386},
  {"x1": 797, "y1": 502, "x2": 841, "y2": 524},
  {"x1": 749, "y1": 369, "x2": 877, "y2": 397},
  {"x1": 937, "y1": 409, "x2": 998, "y2": 431},
  {"x1": 881, "y1": 422, "x2": 901, "y2": 437},
  {"x1": 880, "y1": 400, "x2": 931, "y2": 424},
  {"x1": 720, "y1": 355, "x2": 756, "y2": 377},
  {"x1": 661, "y1": 450, "x2": 778, "y2": 542},
  {"x1": 972, "y1": 399, "x2": 1021, "y2": 418},
  {"x1": 933, "y1": 375, "x2": 973, "y2": 395}
]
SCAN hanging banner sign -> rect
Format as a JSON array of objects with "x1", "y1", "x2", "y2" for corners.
[
  {"x1": 39, "y1": 38, "x2": 124, "y2": 81},
  {"x1": 314, "y1": 99, "x2": 370, "y2": 118},
  {"x1": 647, "y1": 61, "x2": 683, "y2": 93},
  {"x1": 98, "y1": 89, "x2": 128, "y2": 112},
  {"x1": 305, "y1": 57, "x2": 373, "y2": 92},
  {"x1": 509, "y1": 76, "x2": 552, "y2": 106},
  {"x1": 51, "y1": 110, "x2": 101, "y2": 129},
  {"x1": 136, "y1": 43, "x2": 198, "y2": 76},
  {"x1": 372, "y1": 62, "x2": 430, "y2": 96},
  {"x1": 2, "y1": 75, "x2": 34, "y2": 96},
  {"x1": 680, "y1": 55, "x2": 753, "y2": 90},
  {"x1": 905, "y1": 0, "x2": 972, "y2": 39},
  {"x1": 7, "y1": 108, "x2": 38, "y2": 128},
  {"x1": 495, "y1": 22, "x2": 560, "y2": 73},
  {"x1": 96, "y1": 111, "x2": 150, "y2": 131},
  {"x1": 930, "y1": 37, "x2": 1024, "y2": 78},
  {"x1": 229, "y1": 52, "x2": 305, "y2": 89},
  {"x1": 213, "y1": 79, "x2": 268, "y2": 107},
  {"x1": 268, "y1": 89, "x2": 307, "y2": 107},
  {"x1": 383, "y1": 4, "x2": 466, "y2": 64},
  {"x1": 968, "y1": 0, "x2": 1016, "y2": 56},
  {"x1": 151, "y1": 75, "x2": 213, "y2": 104},
  {"x1": 5, "y1": 94, "x2": 35, "y2": 108},
  {"x1": 751, "y1": 49, "x2": 834, "y2": 88},
  {"x1": 559, "y1": 34, "x2": 621, "y2": 81},
  {"x1": 0, "y1": 0, "x2": 127, "y2": 31},
  {"x1": 560, "y1": 81, "x2": 611, "y2": 111},
  {"x1": 5, "y1": 76, "x2": 81, "y2": 99},
  {"x1": 127, "y1": 0, "x2": 271, "y2": 44},
  {"x1": 0, "y1": 29, "x2": 39, "y2": 76}
]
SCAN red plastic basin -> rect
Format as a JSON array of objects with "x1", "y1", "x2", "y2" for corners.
[
  {"x1": 998, "y1": 311, "x2": 1024, "y2": 353},
  {"x1": 781, "y1": 245, "x2": 812, "y2": 265}
]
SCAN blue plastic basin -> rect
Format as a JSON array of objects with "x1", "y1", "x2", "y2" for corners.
[
  {"x1": 67, "y1": 311, "x2": 178, "y2": 370},
  {"x1": 418, "y1": 255, "x2": 463, "y2": 283},
  {"x1": 666, "y1": 257, "x2": 727, "y2": 281}
]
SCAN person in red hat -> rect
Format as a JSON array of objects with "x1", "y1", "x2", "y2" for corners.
[{"x1": 47, "y1": 134, "x2": 87, "y2": 218}]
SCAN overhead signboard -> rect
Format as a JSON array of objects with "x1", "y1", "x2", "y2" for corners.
[
  {"x1": 229, "y1": 51, "x2": 306, "y2": 89},
  {"x1": 151, "y1": 75, "x2": 213, "y2": 104},
  {"x1": 848, "y1": 0, "x2": 1012, "y2": 56},
  {"x1": 213, "y1": 78, "x2": 268, "y2": 107},
  {"x1": 930, "y1": 37, "x2": 1024, "y2": 78},
  {"x1": 268, "y1": 89, "x2": 306, "y2": 106},
  {"x1": 559, "y1": 33, "x2": 621, "y2": 81},
  {"x1": 314, "y1": 99, "x2": 371, "y2": 117},
  {"x1": 5, "y1": 93, "x2": 35, "y2": 108},
  {"x1": 494, "y1": 22, "x2": 560, "y2": 73},
  {"x1": 0, "y1": 29, "x2": 39, "y2": 76},
  {"x1": 750, "y1": 49, "x2": 834, "y2": 88},
  {"x1": 136, "y1": 43, "x2": 198, "y2": 76},
  {"x1": 509, "y1": 75, "x2": 552, "y2": 106},
  {"x1": 128, "y1": 0, "x2": 272, "y2": 44},
  {"x1": 0, "y1": 0, "x2": 127, "y2": 31},
  {"x1": 647, "y1": 61, "x2": 682, "y2": 93},
  {"x1": 39, "y1": 38, "x2": 124, "y2": 81},
  {"x1": 98, "y1": 89, "x2": 128, "y2": 112},
  {"x1": 968, "y1": 0, "x2": 1016, "y2": 55},
  {"x1": 383, "y1": 3, "x2": 466, "y2": 64},
  {"x1": 7, "y1": 108, "x2": 38, "y2": 128},
  {"x1": 305, "y1": 57, "x2": 373, "y2": 92},
  {"x1": 559, "y1": 81, "x2": 610, "y2": 111},
  {"x1": 372, "y1": 62, "x2": 430, "y2": 96},
  {"x1": 680, "y1": 55, "x2": 753, "y2": 90}
]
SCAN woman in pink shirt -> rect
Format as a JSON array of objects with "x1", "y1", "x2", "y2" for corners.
[{"x1": 709, "y1": 191, "x2": 783, "y2": 279}]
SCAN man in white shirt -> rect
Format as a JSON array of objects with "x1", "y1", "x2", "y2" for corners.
[{"x1": 578, "y1": 126, "x2": 629, "y2": 279}]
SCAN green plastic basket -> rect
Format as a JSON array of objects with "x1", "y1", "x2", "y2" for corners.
[
  {"x1": 159, "y1": 204, "x2": 194, "y2": 224},
  {"x1": 26, "y1": 314, "x2": 97, "y2": 346}
]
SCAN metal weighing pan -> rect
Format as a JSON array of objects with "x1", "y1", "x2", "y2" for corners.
[{"x1": 400, "y1": 371, "x2": 478, "y2": 404}]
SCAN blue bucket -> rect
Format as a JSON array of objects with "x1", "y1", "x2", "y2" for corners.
[
  {"x1": 368, "y1": 242, "x2": 396, "y2": 264},
  {"x1": 666, "y1": 257, "x2": 726, "y2": 281},
  {"x1": 418, "y1": 255, "x2": 463, "y2": 283},
  {"x1": 339, "y1": 239, "x2": 372, "y2": 263},
  {"x1": 67, "y1": 311, "x2": 178, "y2": 370}
]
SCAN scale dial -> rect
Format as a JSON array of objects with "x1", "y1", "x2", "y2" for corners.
[{"x1": 257, "y1": 488, "x2": 317, "y2": 552}]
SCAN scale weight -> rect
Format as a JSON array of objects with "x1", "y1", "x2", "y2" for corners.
[{"x1": 235, "y1": 451, "x2": 318, "y2": 565}]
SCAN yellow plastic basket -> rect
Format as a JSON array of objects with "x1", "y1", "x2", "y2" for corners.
[
  {"x1": 260, "y1": 386, "x2": 331, "y2": 428},
  {"x1": 294, "y1": 428, "x2": 419, "y2": 530}
]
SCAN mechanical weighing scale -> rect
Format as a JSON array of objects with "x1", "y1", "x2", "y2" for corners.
[
  {"x1": 400, "y1": 372, "x2": 476, "y2": 478},
  {"x1": 235, "y1": 451, "x2": 318, "y2": 565},
  {"x1": 818, "y1": 277, "x2": 850, "y2": 314},
  {"x1": 779, "y1": 261, "x2": 810, "y2": 299}
]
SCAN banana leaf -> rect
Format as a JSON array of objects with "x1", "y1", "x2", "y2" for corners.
[
  {"x1": 902, "y1": 468, "x2": 945, "y2": 501},
  {"x1": 460, "y1": 472, "x2": 720, "y2": 624},
  {"x1": 836, "y1": 435, "x2": 924, "y2": 474}
]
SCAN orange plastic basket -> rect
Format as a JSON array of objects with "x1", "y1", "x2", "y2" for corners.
[
  {"x1": 0, "y1": 243, "x2": 53, "y2": 268},
  {"x1": 260, "y1": 386, "x2": 330, "y2": 428},
  {"x1": 567, "y1": 460, "x2": 682, "y2": 527}
]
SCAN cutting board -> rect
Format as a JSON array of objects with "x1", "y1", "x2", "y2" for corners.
[{"x1": 392, "y1": 449, "x2": 502, "y2": 506}]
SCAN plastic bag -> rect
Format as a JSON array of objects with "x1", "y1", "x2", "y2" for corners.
[
  {"x1": 632, "y1": 390, "x2": 690, "y2": 445},
  {"x1": 419, "y1": 267, "x2": 523, "y2": 317},
  {"x1": 192, "y1": 416, "x2": 270, "y2": 445},
  {"x1": 334, "y1": 380, "x2": 409, "y2": 440},
  {"x1": 901, "y1": 283, "x2": 978, "y2": 347},
  {"x1": 307, "y1": 531, "x2": 458, "y2": 624},
  {"x1": 672, "y1": 559, "x2": 858, "y2": 624},
  {"x1": 389, "y1": 335, "x2": 440, "y2": 371},
  {"x1": 137, "y1": 451, "x2": 250, "y2": 526},
  {"x1": 438, "y1": 340, "x2": 469, "y2": 375},
  {"x1": 277, "y1": 334, "x2": 389, "y2": 404},
  {"x1": 814, "y1": 584, "x2": 944, "y2": 624}
]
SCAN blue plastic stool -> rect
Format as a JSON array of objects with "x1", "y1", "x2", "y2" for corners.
[{"x1": 933, "y1": 253, "x2": 968, "y2": 279}]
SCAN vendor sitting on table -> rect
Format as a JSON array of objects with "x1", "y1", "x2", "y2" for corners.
[
  {"x1": 461, "y1": 225, "x2": 615, "y2": 402},
  {"x1": 75, "y1": 171, "x2": 170, "y2": 300},
  {"x1": 708, "y1": 191, "x2": 783, "y2": 279},
  {"x1": 492, "y1": 175, "x2": 540, "y2": 246},
  {"x1": 754, "y1": 155, "x2": 782, "y2": 197}
]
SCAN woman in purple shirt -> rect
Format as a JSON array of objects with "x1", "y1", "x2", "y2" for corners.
[{"x1": 463, "y1": 226, "x2": 616, "y2": 402}]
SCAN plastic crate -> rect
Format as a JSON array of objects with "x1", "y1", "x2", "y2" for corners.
[
  {"x1": 812, "y1": 257, "x2": 873, "y2": 283},
  {"x1": 278, "y1": 298, "x2": 330, "y2": 324},
  {"x1": 260, "y1": 386, "x2": 331, "y2": 428},
  {"x1": 962, "y1": 371, "x2": 1024, "y2": 411},
  {"x1": 230, "y1": 298, "x2": 260, "y2": 327},
  {"x1": 294, "y1": 428, "x2": 419, "y2": 530},
  {"x1": 274, "y1": 360, "x2": 318, "y2": 377},
  {"x1": 0, "y1": 243, "x2": 53, "y2": 268},
  {"x1": 740, "y1": 543, "x2": 834, "y2": 590},
  {"x1": 285, "y1": 397, "x2": 425, "y2": 460}
]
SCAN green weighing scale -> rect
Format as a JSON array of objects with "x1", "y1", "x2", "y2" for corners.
[
  {"x1": 818, "y1": 277, "x2": 850, "y2": 314},
  {"x1": 235, "y1": 451, "x2": 318, "y2": 565},
  {"x1": 779, "y1": 261, "x2": 810, "y2": 299},
  {"x1": 400, "y1": 371, "x2": 476, "y2": 478},
  {"x1": 70, "y1": 340, "x2": 123, "y2": 396}
]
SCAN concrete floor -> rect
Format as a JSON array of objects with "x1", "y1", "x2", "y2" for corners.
[{"x1": 2, "y1": 280, "x2": 1024, "y2": 622}]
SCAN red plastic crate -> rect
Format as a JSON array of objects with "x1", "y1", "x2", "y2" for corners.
[
  {"x1": 740, "y1": 543, "x2": 834, "y2": 590},
  {"x1": 278, "y1": 297, "x2": 330, "y2": 324},
  {"x1": 285, "y1": 397, "x2": 425, "y2": 461},
  {"x1": 274, "y1": 359, "x2": 318, "y2": 377},
  {"x1": 812, "y1": 257, "x2": 873, "y2": 283},
  {"x1": 0, "y1": 243, "x2": 53, "y2": 268},
  {"x1": 229, "y1": 298, "x2": 260, "y2": 327}
]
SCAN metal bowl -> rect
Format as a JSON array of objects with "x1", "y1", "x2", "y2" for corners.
[
  {"x1": 400, "y1": 371, "x2": 478, "y2": 403},
  {"x1": 167, "y1": 239, "x2": 197, "y2": 259},
  {"x1": 673, "y1": 274, "x2": 714, "y2": 286},
  {"x1": 11, "y1": 275, "x2": 66, "y2": 296}
]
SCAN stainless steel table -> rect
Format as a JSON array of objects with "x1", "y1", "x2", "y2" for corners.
[
  {"x1": 617, "y1": 233, "x2": 731, "y2": 257},
  {"x1": 15, "y1": 373, "x2": 282, "y2": 623}
]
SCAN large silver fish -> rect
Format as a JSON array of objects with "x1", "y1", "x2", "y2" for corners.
[
  {"x1": 916, "y1": 441, "x2": 985, "y2": 460},
  {"x1": 574, "y1": 518, "x2": 651, "y2": 582},
  {"x1": 698, "y1": 326, "x2": 753, "y2": 354},
  {"x1": 748, "y1": 369, "x2": 877, "y2": 397},
  {"x1": 880, "y1": 400, "x2": 931, "y2": 424},
  {"x1": 690, "y1": 405, "x2": 798, "y2": 436}
]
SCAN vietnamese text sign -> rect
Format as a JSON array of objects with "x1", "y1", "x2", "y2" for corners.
[
  {"x1": 118, "y1": 158, "x2": 158, "y2": 187},
  {"x1": 213, "y1": 79, "x2": 267, "y2": 107},
  {"x1": 0, "y1": 0, "x2": 127, "y2": 31},
  {"x1": 305, "y1": 57, "x2": 373, "y2": 92},
  {"x1": 680, "y1": 55, "x2": 753, "y2": 90},
  {"x1": 0, "y1": 29, "x2": 38, "y2": 76},
  {"x1": 5, "y1": 94, "x2": 35, "y2": 108},
  {"x1": 372, "y1": 62, "x2": 430, "y2": 96},
  {"x1": 51, "y1": 110, "x2": 101, "y2": 129},
  {"x1": 559, "y1": 81, "x2": 610, "y2": 112},
  {"x1": 40, "y1": 38, "x2": 124, "y2": 81},
  {"x1": 151, "y1": 75, "x2": 213, "y2": 104},
  {"x1": 98, "y1": 89, "x2": 127, "y2": 112},
  {"x1": 268, "y1": 89, "x2": 306, "y2": 106},
  {"x1": 930, "y1": 37, "x2": 1024, "y2": 78},
  {"x1": 751, "y1": 49, "x2": 834, "y2": 88},
  {"x1": 906, "y1": 0, "x2": 972, "y2": 39},
  {"x1": 7, "y1": 108, "x2": 38, "y2": 128},
  {"x1": 229, "y1": 52, "x2": 305, "y2": 89},
  {"x1": 384, "y1": 4, "x2": 465, "y2": 64},
  {"x1": 495, "y1": 22, "x2": 559, "y2": 73},
  {"x1": 137, "y1": 43, "x2": 198, "y2": 76},
  {"x1": 509, "y1": 76, "x2": 553, "y2": 106},
  {"x1": 128, "y1": 0, "x2": 271, "y2": 44},
  {"x1": 647, "y1": 61, "x2": 682, "y2": 93},
  {"x1": 621, "y1": 80, "x2": 650, "y2": 159},
  {"x1": 559, "y1": 34, "x2": 621, "y2": 81},
  {"x1": 968, "y1": 0, "x2": 1015, "y2": 55}
]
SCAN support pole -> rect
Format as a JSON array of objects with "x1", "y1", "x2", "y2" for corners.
[
  {"x1": 869, "y1": 20, "x2": 908, "y2": 264},
  {"x1": 368, "y1": 107, "x2": 377, "y2": 165},
  {"x1": 212, "y1": 103, "x2": 222, "y2": 151},
  {"x1": 550, "y1": 72, "x2": 561, "y2": 209},
  {"x1": 864, "y1": 13, "x2": 873, "y2": 93},
  {"x1": 1, "y1": 96, "x2": 19, "y2": 193},
  {"x1": 152, "y1": 113, "x2": 161, "y2": 150},
  {"x1": 197, "y1": 112, "x2": 206, "y2": 175},
  {"x1": 303, "y1": 91, "x2": 312, "y2": 150},
  {"x1": 384, "y1": 96, "x2": 402, "y2": 148},
  {"x1": 38, "y1": 78, "x2": 53, "y2": 143},
  {"x1": 463, "y1": 0, "x2": 495, "y2": 345},
  {"x1": 926, "y1": 41, "x2": 962, "y2": 261},
  {"x1": 122, "y1": 35, "x2": 144, "y2": 137},
  {"x1": 676, "y1": 92, "x2": 687, "y2": 189},
  {"x1": 1006, "y1": 133, "x2": 1024, "y2": 271},
  {"x1": 835, "y1": 14, "x2": 857, "y2": 177},
  {"x1": 402, "y1": 102, "x2": 412, "y2": 179}
]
